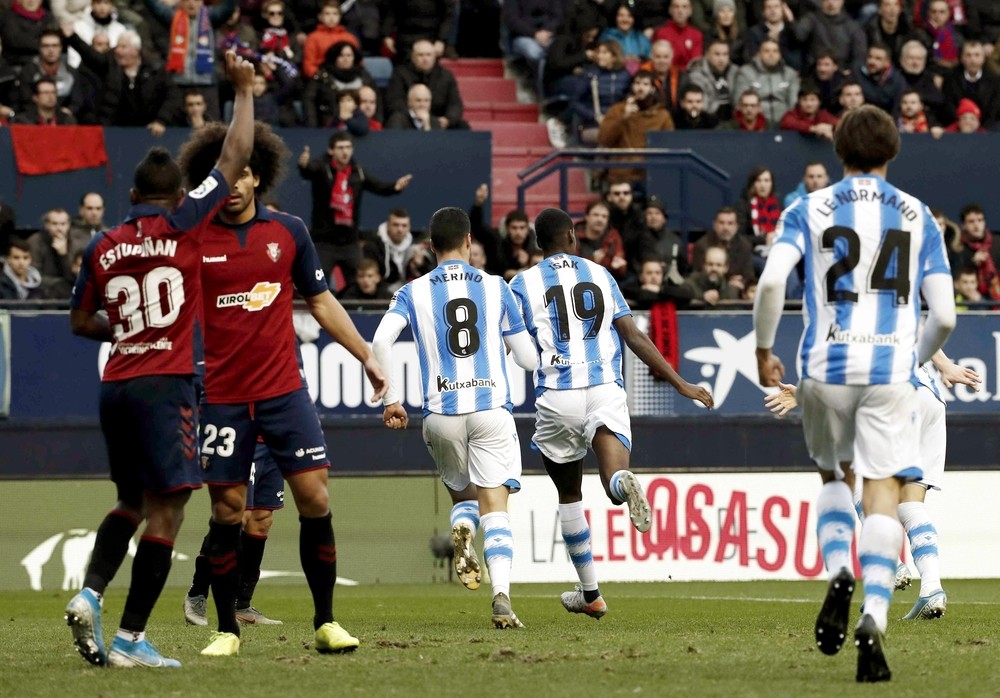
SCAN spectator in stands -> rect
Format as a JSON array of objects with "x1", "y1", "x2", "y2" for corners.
[
  {"x1": 640, "y1": 39, "x2": 684, "y2": 113},
  {"x1": 621, "y1": 258, "x2": 693, "y2": 309},
  {"x1": 953, "y1": 266, "x2": 982, "y2": 308},
  {"x1": 386, "y1": 83, "x2": 442, "y2": 130},
  {"x1": 66, "y1": 0, "x2": 126, "y2": 69},
  {"x1": 916, "y1": 0, "x2": 962, "y2": 73},
  {"x1": 779, "y1": 83, "x2": 838, "y2": 138},
  {"x1": 692, "y1": 206, "x2": 755, "y2": 289},
  {"x1": 496, "y1": 210, "x2": 541, "y2": 281},
  {"x1": 251, "y1": 54, "x2": 298, "y2": 127},
  {"x1": 575, "y1": 200, "x2": 628, "y2": 278},
  {"x1": 932, "y1": 206, "x2": 963, "y2": 253},
  {"x1": 337, "y1": 256, "x2": 392, "y2": 301},
  {"x1": 673, "y1": 83, "x2": 720, "y2": 128},
  {"x1": 744, "y1": 0, "x2": 800, "y2": 69},
  {"x1": 719, "y1": 88, "x2": 769, "y2": 130},
  {"x1": 952, "y1": 203, "x2": 1000, "y2": 300},
  {"x1": 686, "y1": 39, "x2": 738, "y2": 120},
  {"x1": 597, "y1": 69, "x2": 675, "y2": 184},
  {"x1": 543, "y1": 15, "x2": 601, "y2": 106},
  {"x1": 179, "y1": 89, "x2": 212, "y2": 128},
  {"x1": 733, "y1": 38, "x2": 799, "y2": 127},
  {"x1": 257, "y1": 0, "x2": 301, "y2": 66},
  {"x1": 898, "y1": 89, "x2": 945, "y2": 134},
  {"x1": 142, "y1": 0, "x2": 237, "y2": 123},
  {"x1": 469, "y1": 240, "x2": 490, "y2": 271},
  {"x1": 945, "y1": 96, "x2": 987, "y2": 132},
  {"x1": 316, "y1": 87, "x2": 367, "y2": 135},
  {"x1": 690, "y1": 0, "x2": 748, "y2": 34},
  {"x1": 942, "y1": 40, "x2": 1000, "y2": 128},
  {"x1": 0, "y1": 0, "x2": 57, "y2": 71},
  {"x1": 335, "y1": 0, "x2": 381, "y2": 57},
  {"x1": 838, "y1": 78, "x2": 866, "y2": 112},
  {"x1": 361, "y1": 207, "x2": 414, "y2": 291},
  {"x1": 653, "y1": 0, "x2": 704, "y2": 71},
  {"x1": 303, "y1": 2, "x2": 358, "y2": 79},
  {"x1": 604, "y1": 180, "x2": 647, "y2": 268},
  {"x1": 570, "y1": 39, "x2": 631, "y2": 143},
  {"x1": 682, "y1": 245, "x2": 744, "y2": 305},
  {"x1": 0, "y1": 238, "x2": 45, "y2": 301},
  {"x1": 381, "y1": 0, "x2": 457, "y2": 63},
  {"x1": 69, "y1": 192, "x2": 104, "y2": 259},
  {"x1": 809, "y1": 50, "x2": 846, "y2": 114},
  {"x1": 865, "y1": 0, "x2": 912, "y2": 63},
  {"x1": 215, "y1": 7, "x2": 259, "y2": 61},
  {"x1": 794, "y1": 0, "x2": 867, "y2": 72},
  {"x1": 600, "y1": 2, "x2": 651, "y2": 71},
  {"x1": 405, "y1": 238, "x2": 436, "y2": 280},
  {"x1": 16, "y1": 29, "x2": 84, "y2": 116},
  {"x1": 703, "y1": 0, "x2": 745, "y2": 66},
  {"x1": 358, "y1": 85, "x2": 383, "y2": 131},
  {"x1": 635, "y1": 195, "x2": 690, "y2": 282},
  {"x1": 304, "y1": 41, "x2": 375, "y2": 128},
  {"x1": 64, "y1": 27, "x2": 168, "y2": 130},
  {"x1": 297, "y1": 132, "x2": 412, "y2": 287},
  {"x1": 385, "y1": 38, "x2": 467, "y2": 130},
  {"x1": 965, "y1": 1, "x2": 1000, "y2": 54},
  {"x1": 900, "y1": 39, "x2": 947, "y2": 124},
  {"x1": 736, "y1": 166, "x2": 780, "y2": 250},
  {"x1": 853, "y1": 42, "x2": 906, "y2": 113},
  {"x1": 13, "y1": 77, "x2": 77, "y2": 124},
  {"x1": 27, "y1": 208, "x2": 75, "y2": 291},
  {"x1": 783, "y1": 161, "x2": 830, "y2": 207}
]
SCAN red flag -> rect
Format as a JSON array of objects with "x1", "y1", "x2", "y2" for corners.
[{"x1": 9, "y1": 125, "x2": 108, "y2": 176}]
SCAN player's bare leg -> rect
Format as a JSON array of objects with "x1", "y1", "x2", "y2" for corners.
[
  {"x1": 814, "y1": 464, "x2": 857, "y2": 656},
  {"x1": 286, "y1": 468, "x2": 358, "y2": 653},
  {"x1": 201, "y1": 484, "x2": 247, "y2": 656},
  {"x1": 544, "y1": 455, "x2": 607, "y2": 619},
  {"x1": 478, "y1": 485, "x2": 522, "y2": 629},
  {"x1": 899, "y1": 483, "x2": 946, "y2": 620},
  {"x1": 446, "y1": 484, "x2": 482, "y2": 590},
  {"x1": 236, "y1": 509, "x2": 281, "y2": 625},
  {"x1": 592, "y1": 427, "x2": 650, "y2": 533}
]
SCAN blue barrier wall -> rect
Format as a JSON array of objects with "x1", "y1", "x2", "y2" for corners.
[
  {"x1": 0, "y1": 129, "x2": 491, "y2": 232},
  {"x1": 646, "y1": 132, "x2": 1000, "y2": 231}
]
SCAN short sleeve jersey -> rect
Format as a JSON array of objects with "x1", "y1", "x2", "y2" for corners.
[
  {"x1": 509, "y1": 253, "x2": 632, "y2": 393},
  {"x1": 71, "y1": 170, "x2": 229, "y2": 382},
  {"x1": 774, "y1": 174, "x2": 951, "y2": 385},
  {"x1": 387, "y1": 261, "x2": 526, "y2": 415},
  {"x1": 198, "y1": 205, "x2": 327, "y2": 403}
]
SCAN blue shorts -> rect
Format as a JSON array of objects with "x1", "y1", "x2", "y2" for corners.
[
  {"x1": 200, "y1": 387, "x2": 329, "y2": 486},
  {"x1": 99, "y1": 375, "x2": 202, "y2": 506},
  {"x1": 247, "y1": 442, "x2": 285, "y2": 510}
]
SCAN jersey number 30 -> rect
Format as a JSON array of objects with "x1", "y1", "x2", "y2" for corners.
[
  {"x1": 105, "y1": 266, "x2": 185, "y2": 341},
  {"x1": 822, "y1": 226, "x2": 910, "y2": 306}
]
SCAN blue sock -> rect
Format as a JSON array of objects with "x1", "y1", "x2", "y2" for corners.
[
  {"x1": 481, "y1": 511, "x2": 513, "y2": 598},
  {"x1": 450, "y1": 500, "x2": 480, "y2": 536},
  {"x1": 608, "y1": 471, "x2": 627, "y2": 505}
]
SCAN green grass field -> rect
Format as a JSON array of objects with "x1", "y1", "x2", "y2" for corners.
[{"x1": 2, "y1": 580, "x2": 998, "y2": 697}]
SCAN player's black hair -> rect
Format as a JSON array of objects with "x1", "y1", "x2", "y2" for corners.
[
  {"x1": 177, "y1": 121, "x2": 289, "y2": 196},
  {"x1": 133, "y1": 147, "x2": 182, "y2": 198},
  {"x1": 834, "y1": 105, "x2": 900, "y2": 171},
  {"x1": 429, "y1": 207, "x2": 470, "y2": 252},
  {"x1": 534, "y1": 208, "x2": 574, "y2": 253}
]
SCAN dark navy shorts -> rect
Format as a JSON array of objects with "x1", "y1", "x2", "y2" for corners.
[
  {"x1": 99, "y1": 375, "x2": 202, "y2": 506},
  {"x1": 247, "y1": 442, "x2": 285, "y2": 510},
  {"x1": 200, "y1": 387, "x2": 329, "y2": 486}
]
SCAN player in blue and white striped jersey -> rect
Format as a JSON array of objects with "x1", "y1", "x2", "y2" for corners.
[
  {"x1": 510, "y1": 208, "x2": 712, "y2": 621},
  {"x1": 753, "y1": 106, "x2": 957, "y2": 683},
  {"x1": 372, "y1": 207, "x2": 537, "y2": 630}
]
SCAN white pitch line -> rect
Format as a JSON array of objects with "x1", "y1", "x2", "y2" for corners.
[{"x1": 515, "y1": 593, "x2": 1000, "y2": 605}]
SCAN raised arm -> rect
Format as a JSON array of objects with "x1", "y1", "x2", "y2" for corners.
[{"x1": 214, "y1": 51, "x2": 256, "y2": 188}]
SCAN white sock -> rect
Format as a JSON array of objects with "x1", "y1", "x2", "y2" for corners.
[
  {"x1": 899, "y1": 501, "x2": 943, "y2": 596},
  {"x1": 116, "y1": 628, "x2": 145, "y2": 644},
  {"x1": 559, "y1": 502, "x2": 598, "y2": 593},
  {"x1": 858, "y1": 513, "x2": 904, "y2": 633},
  {"x1": 816, "y1": 481, "x2": 855, "y2": 580},
  {"x1": 450, "y1": 500, "x2": 480, "y2": 536},
  {"x1": 481, "y1": 511, "x2": 513, "y2": 598}
]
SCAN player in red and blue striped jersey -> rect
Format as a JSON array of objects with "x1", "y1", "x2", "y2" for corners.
[{"x1": 63, "y1": 50, "x2": 257, "y2": 669}]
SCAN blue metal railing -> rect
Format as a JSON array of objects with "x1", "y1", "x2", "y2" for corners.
[{"x1": 515, "y1": 148, "x2": 731, "y2": 232}]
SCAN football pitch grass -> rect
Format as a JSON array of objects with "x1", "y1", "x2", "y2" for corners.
[{"x1": 2, "y1": 580, "x2": 998, "y2": 697}]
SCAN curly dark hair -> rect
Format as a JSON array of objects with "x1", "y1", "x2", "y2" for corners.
[{"x1": 177, "y1": 121, "x2": 290, "y2": 196}]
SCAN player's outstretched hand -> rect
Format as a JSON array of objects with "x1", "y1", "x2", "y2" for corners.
[
  {"x1": 764, "y1": 381, "x2": 798, "y2": 417},
  {"x1": 678, "y1": 381, "x2": 714, "y2": 409},
  {"x1": 225, "y1": 50, "x2": 255, "y2": 92},
  {"x1": 383, "y1": 402, "x2": 408, "y2": 430},
  {"x1": 937, "y1": 361, "x2": 981, "y2": 391},
  {"x1": 364, "y1": 356, "x2": 388, "y2": 403},
  {"x1": 756, "y1": 348, "x2": 785, "y2": 387}
]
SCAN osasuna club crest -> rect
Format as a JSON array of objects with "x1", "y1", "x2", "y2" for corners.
[{"x1": 266, "y1": 242, "x2": 281, "y2": 262}]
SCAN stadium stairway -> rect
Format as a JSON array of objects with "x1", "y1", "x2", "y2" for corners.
[{"x1": 443, "y1": 58, "x2": 590, "y2": 226}]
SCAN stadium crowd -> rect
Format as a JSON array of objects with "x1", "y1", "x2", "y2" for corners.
[{"x1": 1, "y1": 0, "x2": 999, "y2": 308}]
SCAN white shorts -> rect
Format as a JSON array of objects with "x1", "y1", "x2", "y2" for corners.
[
  {"x1": 422, "y1": 408, "x2": 522, "y2": 491},
  {"x1": 532, "y1": 383, "x2": 632, "y2": 464},
  {"x1": 916, "y1": 385, "x2": 946, "y2": 490},
  {"x1": 800, "y1": 379, "x2": 919, "y2": 481}
]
